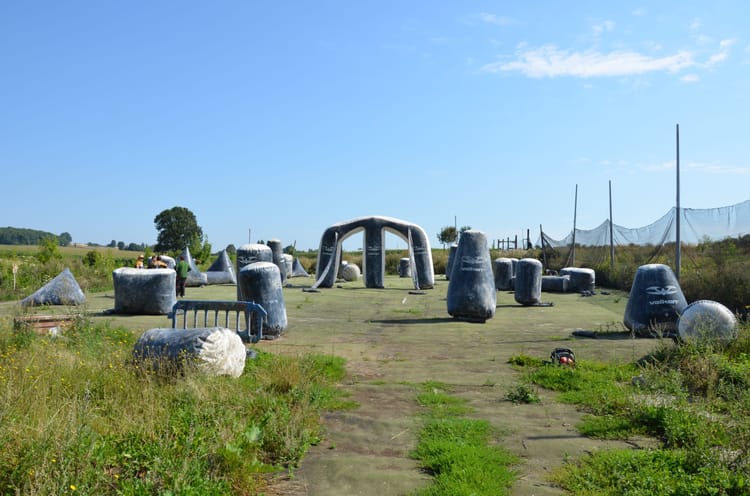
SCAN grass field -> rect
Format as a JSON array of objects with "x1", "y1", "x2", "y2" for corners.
[{"x1": 1, "y1": 272, "x2": 747, "y2": 495}]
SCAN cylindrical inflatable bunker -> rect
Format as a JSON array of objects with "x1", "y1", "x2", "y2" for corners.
[
  {"x1": 514, "y1": 258, "x2": 543, "y2": 306},
  {"x1": 267, "y1": 239, "x2": 287, "y2": 284},
  {"x1": 113, "y1": 267, "x2": 176, "y2": 315},
  {"x1": 398, "y1": 257, "x2": 411, "y2": 278},
  {"x1": 236, "y1": 244, "x2": 273, "y2": 299},
  {"x1": 560, "y1": 267, "x2": 595, "y2": 293},
  {"x1": 492, "y1": 257, "x2": 514, "y2": 291},
  {"x1": 238, "y1": 262, "x2": 288, "y2": 339}
]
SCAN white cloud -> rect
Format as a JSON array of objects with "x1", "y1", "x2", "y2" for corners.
[
  {"x1": 705, "y1": 38, "x2": 735, "y2": 67},
  {"x1": 482, "y1": 45, "x2": 695, "y2": 78},
  {"x1": 690, "y1": 18, "x2": 702, "y2": 30},
  {"x1": 641, "y1": 160, "x2": 750, "y2": 175},
  {"x1": 641, "y1": 161, "x2": 674, "y2": 172},
  {"x1": 592, "y1": 20, "x2": 615, "y2": 36},
  {"x1": 478, "y1": 12, "x2": 515, "y2": 26},
  {"x1": 681, "y1": 74, "x2": 700, "y2": 83},
  {"x1": 632, "y1": 8, "x2": 647, "y2": 17},
  {"x1": 686, "y1": 161, "x2": 750, "y2": 175}
]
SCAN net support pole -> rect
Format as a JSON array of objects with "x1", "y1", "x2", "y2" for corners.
[
  {"x1": 609, "y1": 180, "x2": 615, "y2": 272},
  {"x1": 675, "y1": 124, "x2": 681, "y2": 280},
  {"x1": 571, "y1": 184, "x2": 578, "y2": 266}
]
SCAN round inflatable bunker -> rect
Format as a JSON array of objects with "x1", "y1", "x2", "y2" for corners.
[
  {"x1": 623, "y1": 264, "x2": 687, "y2": 337},
  {"x1": 678, "y1": 300, "x2": 737, "y2": 343}
]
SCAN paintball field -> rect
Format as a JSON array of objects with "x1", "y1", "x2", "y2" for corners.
[{"x1": 3, "y1": 275, "x2": 661, "y2": 495}]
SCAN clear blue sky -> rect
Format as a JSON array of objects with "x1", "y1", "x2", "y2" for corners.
[{"x1": 2, "y1": 2, "x2": 749, "y2": 252}]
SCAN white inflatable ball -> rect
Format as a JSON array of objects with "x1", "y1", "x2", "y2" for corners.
[
  {"x1": 340, "y1": 263, "x2": 361, "y2": 281},
  {"x1": 678, "y1": 300, "x2": 737, "y2": 343}
]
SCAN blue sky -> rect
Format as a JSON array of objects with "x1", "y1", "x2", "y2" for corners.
[{"x1": 2, "y1": 2, "x2": 749, "y2": 252}]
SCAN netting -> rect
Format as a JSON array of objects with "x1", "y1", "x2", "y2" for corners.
[{"x1": 541, "y1": 199, "x2": 750, "y2": 248}]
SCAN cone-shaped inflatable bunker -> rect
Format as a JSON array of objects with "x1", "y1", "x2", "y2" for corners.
[
  {"x1": 205, "y1": 249, "x2": 237, "y2": 285},
  {"x1": 238, "y1": 262, "x2": 288, "y2": 339},
  {"x1": 624, "y1": 264, "x2": 688, "y2": 337},
  {"x1": 678, "y1": 300, "x2": 737, "y2": 343},
  {"x1": 291, "y1": 257, "x2": 310, "y2": 277},
  {"x1": 447, "y1": 231, "x2": 496, "y2": 322},
  {"x1": 20, "y1": 267, "x2": 86, "y2": 307},
  {"x1": 178, "y1": 247, "x2": 208, "y2": 287}
]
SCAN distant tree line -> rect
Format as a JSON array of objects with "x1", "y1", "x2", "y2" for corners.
[{"x1": 0, "y1": 227, "x2": 72, "y2": 246}]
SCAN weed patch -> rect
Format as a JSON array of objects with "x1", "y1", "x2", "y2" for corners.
[{"x1": 410, "y1": 382, "x2": 517, "y2": 495}]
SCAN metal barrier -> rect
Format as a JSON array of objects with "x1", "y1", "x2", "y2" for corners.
[{"x1": 170, "y1": 300, "x2": 267, "y2": 343}]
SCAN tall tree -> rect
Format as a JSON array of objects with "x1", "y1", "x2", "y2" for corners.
[
  {"x1": 58, "y1": 232, "x2": 72, "y2": 246},
  {"x1": 437, "y1": 226, "x2": 458, "y2": 249},
  {"x1": 154, "y1": 206, "x2": 203, "y2": 253}
]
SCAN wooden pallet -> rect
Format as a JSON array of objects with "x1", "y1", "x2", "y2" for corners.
[{"x1": 13, "y1": 315, "x2": 74, "y2": 335}]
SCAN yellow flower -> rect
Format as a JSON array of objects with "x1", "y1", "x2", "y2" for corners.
[{"x1": 70, "y1": 485, "x2": 76, "y2": 491}]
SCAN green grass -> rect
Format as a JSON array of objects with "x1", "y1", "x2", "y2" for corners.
[
  {"x1": 512, "y1": 326, "x2": 750, "y2": 495},
  {"x1": 410, "y1": 382, "x2": 517, "y2": 496},
  {"x1": 0, "y1": 317, "x2": 349, "y2": 495}
]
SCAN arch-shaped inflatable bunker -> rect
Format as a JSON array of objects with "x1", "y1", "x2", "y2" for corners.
[{"x1": 314, "y1": 216, "x2": 434, "y2": 289}]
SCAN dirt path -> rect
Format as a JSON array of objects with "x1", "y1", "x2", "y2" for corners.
[{"x1": 259, "y1": 281, "x2": 658, "y2": 495}]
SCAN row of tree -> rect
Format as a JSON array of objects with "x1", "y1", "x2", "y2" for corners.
[{"x1": 0, "y1": 227, "x2": 72, "y2": 246}]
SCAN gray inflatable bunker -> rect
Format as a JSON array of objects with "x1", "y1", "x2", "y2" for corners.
[
  {"x1": 445, "y1": 244, "x2": 458, "y2": 280},
  {"x1": 560, "y1": 267, "x2": 595, "y2": 293},
  {"x1": 113, "y1": 267, "x2": 176, "y2": 315},
  {"x1": 267, "y1": 239, "x2": 287, "y2": 284},
  {"x1": 514, "y1": 258, "x2": 543, "y2": 306},
  {"x1": 282, "y1": 254, "x2": 294, "y2": 279},
  {"x1": 179, "y1": 246, "x2": 208, "y2": 287},
  {"x1": 133, "y1": 327, "x2": 247, "y2": 377},
  {"x1": 159, "y1": 255, "x2": 176, "y2": 269},
  {"x1": 447, "y1": 230, "x2": 496, "y2": 322},
  {"x1": 492, "y1": 258, "x2": 514, "y2": 291},
  {"x1": 236, "y1": 244, "x2": 273, "y2": 298},
  {"x1": 238, "y1": 262, "x2": 288, "y2": 339},
  {"x1": 398, "y1": 257, "x2": 411, "y2": 278},
  {"x1": 21, "y1": 267, "x2": 86, "y2": 307},
  {"x1": 340, "y1": 263, "x2": 361, "y2": 282},
  {"x1": 541, "y1": 275, "x2": 570, "y2": 293},
  {"x1": 205, "y1": 249, "x2": 237, "y2": 285},
  {"x1": 678, "y1": 300, "x2": 737, "y2": 343},
  {"x1": 291, "y1": 257, "x2": 310, "y2": 277},
  {"x1": 314, "y1": 215, "x2": 434, "y2": 290},
  {"x1": 624, "y1": 264, "x2": 688, "y2": 337}
]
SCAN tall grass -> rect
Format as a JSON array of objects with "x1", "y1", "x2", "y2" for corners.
[{"x1": 0, "y1": 316, "x2": 348, "y2": 495}]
